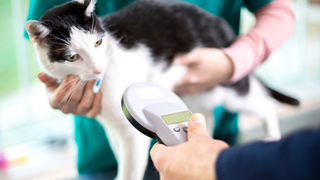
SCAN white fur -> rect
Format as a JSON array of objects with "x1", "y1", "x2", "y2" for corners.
[
  {"x1": 86, "y1": 0, "x2": 96, "y2": 16},
  {"x1": 75, "y1": 0, "x2": 96, "y2": 16},
  {"x1": 75, "y1": 0, "x2": 85, "y2": 3},
  {"x1": 29, "y1": 22, "x2": 282, "y2": 180}
]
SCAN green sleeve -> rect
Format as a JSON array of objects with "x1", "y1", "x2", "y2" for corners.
[
  {"x1": 75, "y1": 116, "x2": 117, "y2": 173},
  {"x1": 244, "y1": 0, "x2": 273, "y2": 12}
]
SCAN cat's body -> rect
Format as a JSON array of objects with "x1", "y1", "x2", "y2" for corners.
[{"x1": 26, "y1": 0, "x2": 298, "y2": 179}]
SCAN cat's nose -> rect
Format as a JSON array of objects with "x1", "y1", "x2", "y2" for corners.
[{"x1": 94, "y1": 68, "x2": 103, "y2": 74}]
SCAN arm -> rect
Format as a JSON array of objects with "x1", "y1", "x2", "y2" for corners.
[
  {"x1": 223, "y1": 0, "x2": 295, "y2": 82},
  {"x1": 174, "y1": 0, "x2": 295, "y2": 94},
  {"x1": 217, "y1": 129, "x2": 320, "y2": 180},
  {"x1": 151, "y1": 113, "x2": 320, "y2": 180}
]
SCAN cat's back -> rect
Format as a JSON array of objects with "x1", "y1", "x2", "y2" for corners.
[{"x1": 101, "y1": 0, "x2": 236, "y2": 62}]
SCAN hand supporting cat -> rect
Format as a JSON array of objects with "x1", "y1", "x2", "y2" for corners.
[
  {"x1": 37, "y1": 72, "x2": 102, "y2": 117},
  {"x1": 174, "y1": 48, "x2": 234, "y2": 94}
]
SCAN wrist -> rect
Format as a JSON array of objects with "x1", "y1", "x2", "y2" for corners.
[
  {"x1": 221, "y1": 51, "x2": 234, "y2": 82},
  {"x1": 212, "y1": 146, "x2": 229, "y2": 180}
]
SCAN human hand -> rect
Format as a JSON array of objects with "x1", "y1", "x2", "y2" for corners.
[
  {"x1": 38, "y1": 72, "x2": 102, "y2": 118},
  {"x1": 174, "y1": 48, "x2": 234, "y2": 94},
  {"x1": 150, "y1": 113, "x2": 229, "y2": 180}
]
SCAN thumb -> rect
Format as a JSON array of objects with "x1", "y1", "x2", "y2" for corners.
[
  {"x1": 173, "y1": 51, "x2": 197, "y2": 66},
  {"x1": 38, "y1": 72, "x2": 59, "y2": 91},
  {"x1": 187, "y1": 113, "x2": 207, "y2": 140}
]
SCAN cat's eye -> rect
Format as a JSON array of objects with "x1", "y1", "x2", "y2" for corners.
[
  {"x1": 66, "y1": 54, "x2": 78, "y2": 62},
  {"x1": 95, "y1": 39, "x2": 102, "y2": 47}
]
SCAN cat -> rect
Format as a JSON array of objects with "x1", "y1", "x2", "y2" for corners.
[{"x1": 25, "y1": 0, "x2": 299, "y2": 179}]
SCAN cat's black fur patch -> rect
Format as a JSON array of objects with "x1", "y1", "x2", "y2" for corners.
[
  {"x1": 227, "y1": 76, "x2": 250, "y2": 96},
  {"x1": 39, "y1": 1, "x2": 105, "y2": 62},
  {"x1": 103, "y1": 0, "x2": 236, "y2": 64}
]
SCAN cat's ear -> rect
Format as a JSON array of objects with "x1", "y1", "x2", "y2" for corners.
[
  {"x1": 85, "y1": 0, "x2": 97, "y2": 16},
  {"x1": 25, "y1": 20, "x2": 51, "y2": 44},
  {"x1": 75, "y1": 0, "x2": 97, "y2": 17}
]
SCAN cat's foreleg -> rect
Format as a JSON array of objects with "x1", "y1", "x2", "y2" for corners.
[
  {"x1": 115, "y1": 127, "x2": 151, "y2": 180},
  {"x1": 98, "y1": 118, "x2": 151, "y2": 180},
  {"x1": 240, "y1": 99, "x2": 281, "y2": 141}
]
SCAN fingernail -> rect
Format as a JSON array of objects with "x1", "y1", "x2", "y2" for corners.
[{"x1": 191, "y1": 114, "x2": 204, "y2": 123}]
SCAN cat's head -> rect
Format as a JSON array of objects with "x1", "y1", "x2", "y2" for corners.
[{"x1": 26, "y1": 0, "x2": 108, "y2": 80}]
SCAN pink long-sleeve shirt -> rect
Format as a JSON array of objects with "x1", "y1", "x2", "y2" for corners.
[{"x1": 223, "y1": 0, "x2": 295, "y2": 83}]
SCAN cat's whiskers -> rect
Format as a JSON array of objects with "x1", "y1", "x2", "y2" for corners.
[
  {"x1": 59, "y1": 77, "x2": 79, "y2": 88},
  {"x1": 105, "y1": 43, "x2": 117, "y2": 56},
  {"x1": 106, "y1": 56, "x2": 115, "y2": 63},
  {"x1": 117, "y1": 35, "x2": 126, "y2": 44},
  {"x1": 104, "y1": 23, "x2": 116, "y2": 28},
  {"x1": 54, "y1": 47, "x2": 70, "y2": 52},
  {"x1": 55, "y1": 77, "x2": 80, "y2": 100},
  {"x1": 48, "y1": 41, "x2": 70, "y2": 46},
  {"x1": 109, "y1": 29, "x2": 119, "y2": 35},
  {"x1": 49, "y1": 35, "x2": 70, "y2": 45},
  {"x1": 60, "y1": 80, "x2": 87, "y2": 111},
  {"x1": 91, "y1": 15, "x2": 95, "y2": 34},
  {"x1": 52, "y1": 27, "x2": 71, "y2": 45}
]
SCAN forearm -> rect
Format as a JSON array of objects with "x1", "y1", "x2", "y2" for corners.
[
  {"x1": 216, "y1": 128, "x2": 320, "y2": 180},
  {"x1": 223, "y1": 0, "x2": 295, "y2": 82}
]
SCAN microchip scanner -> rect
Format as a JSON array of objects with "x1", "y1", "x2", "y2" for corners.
[{"x1": 121, "y1": 82, "x2": 192, "y2": 146}]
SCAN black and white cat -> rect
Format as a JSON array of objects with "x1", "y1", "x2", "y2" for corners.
[{"x1": 26, "y1": 0, "x2": 299, "y2": 179}]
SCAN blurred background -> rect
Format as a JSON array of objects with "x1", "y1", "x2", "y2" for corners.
[{"x1": 0, "y1": 0, "x2": 319, "y2": 179}]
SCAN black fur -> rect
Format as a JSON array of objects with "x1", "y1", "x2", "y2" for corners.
[
  {"x1": 103, "y1": 0, "x2": 236, "y2": 64},
  {"x1": 268, "y1": 88, "x2": 300, "y2": 106},
  {"x1": 227, "y1": 76, "x2": 250, "y2": 96},
  {"x1": 257, "y1": 78, "x2": 301, "y2": 106}
]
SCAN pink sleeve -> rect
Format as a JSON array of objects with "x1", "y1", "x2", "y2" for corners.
[{"x1": 222, "y1": 0, "x2": 295, "y2": 83}]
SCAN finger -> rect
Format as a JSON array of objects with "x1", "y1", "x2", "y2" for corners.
[
  {"x1": 38, "y1": 72, "x2": 59, "y2": 91},
  {"x1": 62, "y1": 79, "x2": 87, "y2": 114},
  {"x1": 174, "y1": 70, "x2": 198, "y2": 94},
  {"x1": 86, "y1": 92, "x2": 102, "y2": 118},
  {"x1": 176, "y1": 82, "x2": 212, "y2": 94},
  {"x1": 150, "y1": 142, "x2": 168, "y2": 171},
  {"x1": 173, "y1": 51, "x2": 198, "y2": 66},
  {"x1": 187, "y1": 113, "x2": 207, "y2": 140},
  {"x1": 174, "y1": 83, "x2": 198, "y2": 94},
  {"x1": 50, "y1": 76, "x2": 78, "y2": 109},
  {"x1": 76, "y1": 80, "x2": 96, "y2": 115},
  {"x1": 174, "y1": 80, "x2": 200, "y2": 94}
]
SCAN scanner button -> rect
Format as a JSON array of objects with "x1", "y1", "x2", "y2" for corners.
[
  {"x1": 183, "y1": 126, "x2": 188, "y2": 133},
  {"x1": 173, "y1": 127, "x2": 180, "y2": 132}
]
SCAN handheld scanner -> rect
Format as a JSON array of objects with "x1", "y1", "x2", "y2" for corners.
[{"x1": 121, "y1": 82, "x2": 192, "y2": 146}]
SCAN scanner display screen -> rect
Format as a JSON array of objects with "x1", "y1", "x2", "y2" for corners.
[{"x1": 162, "y1": 111, "x2": 192, "y2": 125}]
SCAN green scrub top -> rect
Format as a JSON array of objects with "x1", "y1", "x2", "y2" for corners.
[{"x1": 25, "y1": 0, "x2": 272, "y2": 174}]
